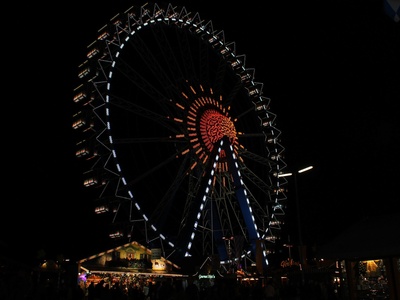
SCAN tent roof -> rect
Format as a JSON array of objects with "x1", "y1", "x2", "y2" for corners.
[
  {"x1": 316, "y1": 212, "x2": 400, "y2": 260},
  {"x1": 78, "y1": 240, "x2": 180, "y2": 269}
]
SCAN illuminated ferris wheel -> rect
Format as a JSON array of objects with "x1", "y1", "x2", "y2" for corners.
[{"x1": 72, "y1": 2, "x2": 288, "y2": 273}]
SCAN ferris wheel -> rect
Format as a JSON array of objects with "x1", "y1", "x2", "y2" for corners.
[{"x1": 72, "y1": 2, "x2": 288, "y2": 273}]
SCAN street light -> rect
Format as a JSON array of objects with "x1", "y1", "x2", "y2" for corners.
[
  {"x1": 279, "y1": 165, "x2": 313, "y2": 284},
  {"x1": 283, "y1": 236, "x2": 293, "y2": 260}
]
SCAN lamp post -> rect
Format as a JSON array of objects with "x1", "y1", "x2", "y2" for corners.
[
  {"x1": 279, "y1": 165, "x2": 313, "y2": 284},
  {"x1": 283, "y1": 236, "x2": 293, "y2": 260}
]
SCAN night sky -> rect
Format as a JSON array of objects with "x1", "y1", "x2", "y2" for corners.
[{"x1": 3, "y1": 0, "x2": 399, "y2": 263}]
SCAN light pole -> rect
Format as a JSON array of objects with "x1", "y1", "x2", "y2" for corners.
[
  {"x1": 279, "y1": 165, "x2": 313, "y2": 284},
  {"x1": 283, "y1": 236, "x2": 293, "y2": 260}
]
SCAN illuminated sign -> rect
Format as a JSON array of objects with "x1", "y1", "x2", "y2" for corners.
[
  {"x1": 280, "y1": 258, "x2": 300, "y2": 268},
  {"x1": 198, "y1": 274, "x2": 216, "y2": 279}
]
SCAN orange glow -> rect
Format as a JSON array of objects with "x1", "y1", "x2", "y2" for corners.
[
  {"x1": 190, "y1": 162, "x2": 198, "y2": 170},
  {"x1": 183, "y1": 83, "x2": 239, "y2": 174},
  {"x1": 199, "y1": 109, "x2": 237, "y2": 153},
  {"x1": 175, "y1": 103, "x2": 185, "y2": 110}
]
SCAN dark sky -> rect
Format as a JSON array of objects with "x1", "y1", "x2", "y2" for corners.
[{"x1": 3, "y1": 0, "x2": 399, "y2": 263}]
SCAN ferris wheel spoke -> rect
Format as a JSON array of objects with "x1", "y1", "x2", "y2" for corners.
[
  {"x1": 112, "y1": 59, "x2": 178, "y2": 117},
  {"x1": 148, "y1": 24, "x2": 186, "y2": 82},
  {"x1": 124, "y1": 28, "x2": 188, "y2": 99},
  {"x1": 113, "y1": 136, "x2": 185, "y2": 144},
  {"x1": 123, "y1": 149, "x2": 181, "y2": 188},
  {"x1": 108, "y1": 95, "x2": 181, "y2": 135},
  {"x1": 147, "y1": 154, "x2": 193, "y2": 229},
  {"x1": 238, "y1": 147, "x2": 278, "y2": 167},
  {"x1": 174, "y1": 28, "x2": 198, "y2": 82}
]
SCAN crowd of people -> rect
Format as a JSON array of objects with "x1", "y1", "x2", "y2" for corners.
[
  {"x1": 0, "y1": 262, "x2": 339, "y2": 300},
  {"x1": 73, "y1": 275, "x2": 339, "y2": 300}
]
